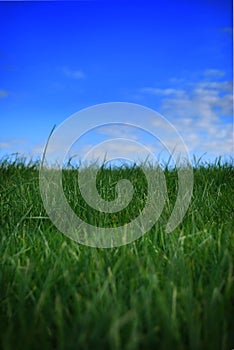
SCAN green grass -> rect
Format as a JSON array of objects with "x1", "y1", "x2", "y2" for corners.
[{"x1": 0, "y1": 156, "x2": 234, "y2": 350}]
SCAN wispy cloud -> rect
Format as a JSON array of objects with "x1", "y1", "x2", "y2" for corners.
[
  {"x1": 80, "y1": 140, "x2": 157, "y2": 165},
  {"x1": 204, "y1": 69, "x2": 225, "y2": 78},
  {"x1": 161, "y1": 80, "x2": 233, "y2": 120},
  {"x1": 62, "y1": 67, "x2": 85, "y2": 79},
  {"x1": 0, "y1": 90, "x2": 9, "y2": 98},
  {"x1": 140, "y1": 87, "x2": 185, "y2": 97},
  {"x1": 97, "y1": 124, "x2": 139, "y2": 140},
  {"x1": 221, "y1": 26, "x2": 233, "y2": 35},
  {"x1": 141, "y1": 70, "x2": 233, "y2": 157},
  {"x1": 0, "y1": 142, "x2": 12, "y2": 150},
  {"x1": 0, "y1": 138, "x2": 28, "y2": 156}
]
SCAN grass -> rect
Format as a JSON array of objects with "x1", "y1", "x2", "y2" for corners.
[{"x1": 0, "y1": 155, "x2": 234, "y2": 350}]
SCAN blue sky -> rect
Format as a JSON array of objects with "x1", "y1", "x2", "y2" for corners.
[{"x1": 0, "y1": 0, "x2": 233, "y2": 165}]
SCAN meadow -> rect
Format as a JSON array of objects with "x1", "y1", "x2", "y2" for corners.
[{"x1": 0, "y1": 156, "x2": 233, "y2": 350}]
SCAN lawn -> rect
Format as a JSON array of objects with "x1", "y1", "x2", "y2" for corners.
[{"x1": 0, "y1": 156, "x2": 233, "y2": 350}]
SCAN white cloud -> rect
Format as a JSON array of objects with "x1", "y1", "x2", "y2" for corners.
[
  {"x1": 204, "y1": 69, "x2": 225, "y2": 78},
  {"x1": 0, "y1": 90, "x2": 9, "y2": 98},
  {"x1": 62, "y1": 67, "x2": 85, "y2": 79},
  {"x1": 80, "y1": 140, "x2": 157, "y2": 165},
  {"x1": 221, "y1": 26, "x2": 233, "y2": 35},
  {"x1": 140, "y1": 87, "x2": 185, "y2": 97},
  {"x1": 0, "y1": 138, "x2": 29, "y2": 157},
  {"x1": 161, "y1": 80, "x2": 232, "y2": 121},
  {"x1": 97, "y1": 124, "x2": 139, "y2": 140},
  {"x1": 0, "y1": 142, "x2": 11, "y2": 150},
  {"x1": 141, "y1": 71, "x2": 233, "y2": 158}
]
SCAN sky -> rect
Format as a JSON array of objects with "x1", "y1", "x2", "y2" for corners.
[{"x1": 0, "y1": 0, "x2": 233, "y2": 166}]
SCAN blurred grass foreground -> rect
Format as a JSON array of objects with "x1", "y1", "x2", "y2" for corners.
[{"x1": 0, "y1": 155, "x2": 233, "y2": 350}]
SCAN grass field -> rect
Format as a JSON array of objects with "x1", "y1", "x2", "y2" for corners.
[{"x1": 0, "y1": 156, "x2": 233, "y2": 350}]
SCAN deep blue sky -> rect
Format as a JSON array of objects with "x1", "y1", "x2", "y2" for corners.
[{"x1": 0, "y1": 0, "x2": 233, "y2": 163}]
